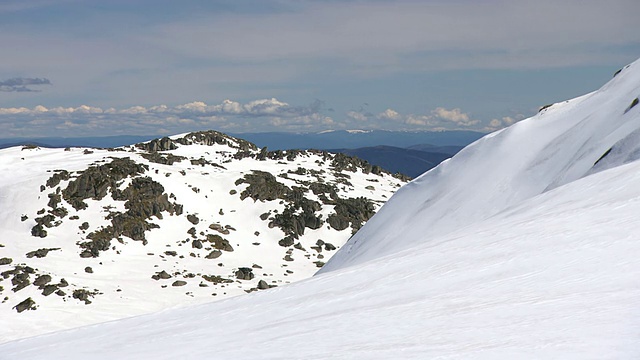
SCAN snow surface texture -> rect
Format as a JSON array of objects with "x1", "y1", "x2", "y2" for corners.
[
  {"x1": 2, "y1": 60, "x2": 640, "y2": 359},
  {"x1": 0, "y1": 132, "x2": 406, "y2": 342},
  {"x1": 321, "y1": 60, "x2": 640, "y2": 273}
]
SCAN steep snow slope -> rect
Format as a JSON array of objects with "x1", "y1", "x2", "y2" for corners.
[
  {"x1": 321, "y1": 60, "x2": 640, "y2": 272},
  {"x1": 2, "y1": 134, "x2": 640, "y2": 359},
  {"x1": 0, "y1": 131, "x2": 406, "y2": 342}
]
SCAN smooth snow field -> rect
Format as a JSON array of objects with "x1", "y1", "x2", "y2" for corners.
[{"x1": 1, "y1": 59, "x2": 640, "y2": 359}]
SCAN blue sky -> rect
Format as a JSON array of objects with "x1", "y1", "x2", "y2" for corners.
[{"x1": 1, "y1": 0, "x2": 639, "y2": 137}]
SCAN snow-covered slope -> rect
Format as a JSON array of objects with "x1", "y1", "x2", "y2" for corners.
[
  {"x1": 321, "y1": 60, "x2": 640, "y2": 273},
  {"x1": 0, "y1": 131, "x2": 407, "y2": 342},
  {"x1": 2, "y1": 60, "x2": 640, "y2": 359},
  {"x1": 3, "y1": 155, "x2": 640, "y2": 359}
]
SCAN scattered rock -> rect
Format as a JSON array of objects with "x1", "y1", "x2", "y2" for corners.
[
  {"x1": 172, "y1": 280, "x2": 187, "y2": 287},
  {"x1": 0, "y1": 258, "x2": 12, "y2": 266},
  {"x1": 26, "y1": 248, "x2": 60, "y2": 258},
  {"x1": 187, "y1": 214, "x2": 200, "y2": 225},
  {"x1": 205, "y1": 250, "x2": 222, "y2": 259},
  {"x1": 42, "y1": 285, "x2": 58, "y2": 296},
  {"x1": 257, "y1": 280, "x2": 270, "y2": 290},
  {"x1": 33, "y1": 275, "x2": 52, "y2": 287},
  {"x1": 151, "y1": 270, "x2": 172, "y2": 280},
  {"x1": 235, "y1": 267, "x2": 254, "y2": 280},
  {"x1": 72, "y1": 289, "x2": 97, "y2": 304},
  {"x1": 14, "y1": 297, "x2": 36, "y2": 313},
  {"x1": 84, "y1": 267, "x2": 93, "y2": 274}
]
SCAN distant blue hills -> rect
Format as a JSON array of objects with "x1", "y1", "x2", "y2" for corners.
[{"x1": 0, "y1": 130, "x2": 484, "y2": 177}]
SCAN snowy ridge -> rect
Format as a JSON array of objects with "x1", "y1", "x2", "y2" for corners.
[
  {"x1": 0, "y1": 131, "x2": 407, "y2": 342},
  {"x1": 321, "y1": 60, "x2": 640, "y2": 272},
  {"x1": 2, "y1": 59, "x2": 640, "y2": 359}
]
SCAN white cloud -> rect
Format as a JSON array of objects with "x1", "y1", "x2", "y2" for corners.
[
  {"x1": 0, "y1": 98, "x2": 332, "y2": 136},
  {"x1": 346, "y1": 111, "x2": 368, "y2": 122},
  {"x1": 431, "y1": 107, "x2": 479, "y2": 127},
  {"x1": 377, "y1": 109, "x2": 402, "y2": 121}
]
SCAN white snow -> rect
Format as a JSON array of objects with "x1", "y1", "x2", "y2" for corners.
[{"x1": 1, "y1": 59, "x2": 640, "y2": 359}]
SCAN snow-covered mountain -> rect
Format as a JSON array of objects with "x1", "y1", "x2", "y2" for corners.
[
  {"x1": 0, "y1": 131, "x2": 408, "y2": 342},
  {"x1": 2, "y1": 59, "x2": 640, "y2": 359}
]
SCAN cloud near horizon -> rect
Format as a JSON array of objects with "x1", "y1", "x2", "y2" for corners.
[{"x1": 0, "y1": 98, "x2": 523, "y2": 137}]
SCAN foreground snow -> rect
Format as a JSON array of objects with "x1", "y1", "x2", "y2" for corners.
[{"x1": 2, "y1": 156, "x2": 640, "y2": 359}]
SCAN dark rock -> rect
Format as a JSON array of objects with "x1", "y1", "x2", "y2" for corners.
[
  {"x1": 283, "y1": 255, "x2": 294, "y2": 262},
  {"x1": 79, "y1": 222, "x2": 90, "y2": 230},
  {"x1": 192, "y1": 240, "x2": 203, "y2": 249},
  {"x1": 33, "y1": 275, "x2": 52, "y2": 287},
  {"x1": 202, "y1": 275, "x2": 233, "y2": 284},
  {"x1": 62, "y1": 157, "x2": 148, "y2": 210},
  {"x1": 46, "y1": 170, "x2": 70, "y2": 188},
  {"x1": 14, "y1": 297, "x2": 35, "y2": 313},
  {"x1": 324, "y1": 243, "x2": 336, "y2": 251},
  {"x1": 42, "y1": 285, "x2": 58, "y2": 296},
  {"x1": 187, "y1": 214, "x2": 200, "y2": 225},
  {"x1": 327, "y1": 197, "x2": 376, "y2": 232},
  {"x1": 151, "y1": 270, "x2": 172, "y2": 280},
  {"x1": 59, "y1": 278, "x2": 69, "y2": 287},
  {"x1": 140, "y1": 152, "x2": 186, "y2": 165},
  {"x1": 172, "y1": 280, "x2": 187, "y2": 287},
  {"x1": 30, "y1": 224, "x2": 47, "y2": 238},
  {"x1": 235, "y1": 267, "x2": 254, "y2": 280},
  {"x1": 278, "y1": 236, "x2": 295, "y2": 247},
  {"x1": 26, "y1": 248, "x2": 60, "y2": 258},
  {"x1": 257, "y1": 280, "x2": 270, "y2": 290},
  {"x1": 206, "y1": 234, "x2": 234, "y2": 252},
  {"x1": 84, "y1": 267, "x2": 93, "y2": 274},
  {"x1": 239, "y1": 171, "x2": 291, "y2": 202},
  {"x1": 72, "y1": 289, "x2": 96, "y2": 304},
  {"x1": 0, "y1": 257, "x2": 12, "y2": 266},
  {"x1": 55, "y1": 290, "x2": 66, "y2": 296},
  {"x1": 164, "y1": 251, "x2": 177, "y2": 257},
  {"x1": 205, "y1": 250, "x2": 222, "y2": 259},
  {"x1": 137, "y1": 137, "x2": 178, "y2": 152}
]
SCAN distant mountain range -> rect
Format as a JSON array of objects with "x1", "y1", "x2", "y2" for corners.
[
  {"x1": 328, "y1": 145, "x2": 463, "y2": 178},
  {"x1": 0, "y1": 130, "x2": 484, "y2": 151},
  {"x1": 229, "y1": 130, "x2": 484, "y2": 150},
  {"x1": 0, "y1": 131, "x2": 481, "y2": 178}
]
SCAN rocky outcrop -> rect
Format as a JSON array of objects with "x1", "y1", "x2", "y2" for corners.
[{"x1": 62, "y1": 157, "x2": 148, "y2": 210}]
